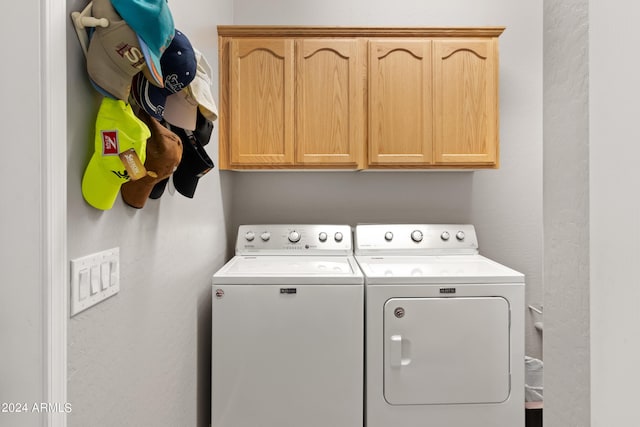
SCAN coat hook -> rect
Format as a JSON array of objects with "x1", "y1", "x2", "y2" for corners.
[{"x1": 71, "y1": 1, "x2": 110, "y2": 57}]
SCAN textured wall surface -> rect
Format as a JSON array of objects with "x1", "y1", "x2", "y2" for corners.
[
  {"x1": 543, "y1": 1, "x2": 590, "y2": 426},
  {"x1": 230, "y1": 0, "x2": 544, "y2": 358},
  {"x1": 590, "y1": 1, "x2": 640, "y2": 425},
  {"x1": 66, "y1": 1, "x2": 233, "y2": 426}
]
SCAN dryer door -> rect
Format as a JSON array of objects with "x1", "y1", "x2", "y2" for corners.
[{"x1": 383, "y1": 297, "x2": 510, "y2": 405}]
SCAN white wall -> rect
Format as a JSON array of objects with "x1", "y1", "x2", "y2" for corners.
[
  {"x1": 0, "y1": 2, "x2": 45, "y2": 427},
  {"x1": 229, "y1": 0, "x2": 544, "y2": 358},
  {"x1": 543, "y1": 1, "x2": 590, "y2": 426},
  {"x1": 590, "y1": 1, "x2": 640, "y2": 425},
  {"x1": 65, "y1": 1, "x2": 233, "y2": 426}
]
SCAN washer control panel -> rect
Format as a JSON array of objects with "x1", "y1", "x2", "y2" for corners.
[
  {"x1": 354, "y1": 224, "x2": 478, "y2": 255},
  {"x1": 236, "y1": 225, "x2": 353, "y2": 255}
]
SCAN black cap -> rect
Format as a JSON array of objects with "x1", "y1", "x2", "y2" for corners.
[
  {"x1": 171, "y1": 126, "x2": 214, "y2": 198},
  {"x1": 149, "y1": 111, "x2": 214, "y2": 199},
  {"x1": 192, "y1": 109, "x2": 214, "y2": 147},
  {"x1": 148, "y1": 177, "x2": 169, "y2": 200}
]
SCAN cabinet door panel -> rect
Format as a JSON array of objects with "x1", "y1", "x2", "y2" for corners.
[
  {"x1": 433, "y1": 39, "x2": 498, "y2": 165},
  {"x1": 230, "y1": 39, "x2": 294, "y2": 166},
  {"x1": 296, "y1": 40, "x2": 365, "y2": 167},
  {"x1": 369, "y1": 40, "x2": 432, "y2": 165}
]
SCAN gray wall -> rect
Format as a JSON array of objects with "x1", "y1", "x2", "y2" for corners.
[
  {"x1": 0, "y1": 2, "x2": 45, "y2": 427},
  {"x1": 66, "y1": 1, "x2": 233, "y2": 426},
  {"x1": 229, "y1": 0, "x2": 544, "y2": 359},
  {"x1": 543, "y1": 1, "x2": 590, "y2": 426},
  {"x1": 590, "y1": 1, "x2": 640, "y2": 425}
]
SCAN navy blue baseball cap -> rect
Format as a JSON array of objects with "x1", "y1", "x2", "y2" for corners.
[{"x1": 131, "y1": 30, "x2": 196, "y2": 120}]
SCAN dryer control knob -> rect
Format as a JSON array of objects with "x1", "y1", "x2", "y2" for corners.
[
  {"x1": 288, "y1": 231, "x2": 301, "y2": 243},
  {"x1": 261, "y1": 232, "x2": 271, "y2": 242},
  {"x1": 385, "y1": 232, "x2": 394, "y2": 242},
  {"x1": 334, "y1": 232, "x2": 344, "y2": 242},
  {"x1": 318, "y1": 232, "x2": 328, "y2": 242},
  {"x1": 245, "y1": 231, "x2": 255, "y2": 242},
  {"x1": 456, "y1": 231, "x2": 465, "y2": 241},
  {"x1": 411, "y1": 230, "x2": 423, "y2": 243},
  {"x1": 441, "y1": 231, "x2": 450, "y2": 241}
]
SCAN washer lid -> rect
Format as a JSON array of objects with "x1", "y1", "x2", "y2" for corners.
[
  {"x1": 355, "y1": 255, "x2": 524, "y2": 284},
  {"x1": 213, "y1": 256, "x2": 364, "y2": 285}
]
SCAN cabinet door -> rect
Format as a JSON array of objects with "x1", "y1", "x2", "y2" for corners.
[
  {"x1": 229, "y1": 39, "x2": 295, "y2": 166},
  {"x1": 296, "y1": 40, "x2": 365, "y2": 168},
  {"x1": 433, "y1": 39, "x2": 499, "y2": 166},
  {"x1": 369, "y1": 40, "x2": 433, "y2": 166}
]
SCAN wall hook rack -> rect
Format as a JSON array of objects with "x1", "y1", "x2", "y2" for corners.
[{"x1": 71, "y1": 1, "x2": 110, "y2": 57}]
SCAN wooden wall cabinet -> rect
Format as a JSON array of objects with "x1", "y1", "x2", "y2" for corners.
[
  {"x1": 220, "y1": 31, "x2": 366, "y2": 169},
  {"x1": 218, "y1": 27, "x2": 504, "y2": 170}
]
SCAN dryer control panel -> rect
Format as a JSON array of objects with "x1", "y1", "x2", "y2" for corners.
[
  {"x1": 236, "y1": 224, "x2": 353, "y2": 255},
  {"x1": 354, "y1": 224, "x2": 479, "y2": 256}
]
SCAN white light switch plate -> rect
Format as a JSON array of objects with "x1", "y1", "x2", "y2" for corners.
[{"x1": 70, "y1": 248, "x2": 120, "y2": 316}]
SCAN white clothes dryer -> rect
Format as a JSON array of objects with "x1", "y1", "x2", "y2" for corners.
[
  {"x1": 212, "y1": 225, "x2": 363, "y2": 427},
  {"x1": 355, "y1": 224, "x2": 525, "y2": 427}
]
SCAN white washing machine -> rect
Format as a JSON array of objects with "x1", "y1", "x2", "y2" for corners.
[
  {"x1": 211, "y1": 225, "x2": 363, "y2": 427},
  {"x1": 355, "y1": 224, "x2": 525, "y2": 427}
]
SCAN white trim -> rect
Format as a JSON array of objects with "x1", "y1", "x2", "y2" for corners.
[{"x1": 43, "y1": 0, "x2": 68, "y2": 425}]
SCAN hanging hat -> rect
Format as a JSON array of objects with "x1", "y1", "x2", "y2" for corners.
[
  {"x1": 163, "y1": 49, "x2": 218, "y2": 130},
  {"x1": 87, "y1": 0, "x2": 149, "y2": 100},
  {"x1": 82, "y1": 98, "x2": 150, "y2": 210},
  {"x1": 130, "y1": 30, "x2": 197, "y2": 120},
  {"x1": 149, "y1": 110, "x2": 214, "y2": 199},
  {"x1": 121, "y1": 110, "x2": 183, "y2": 208},
  {"x1": 110, "y1": 0, "x2": 175, "y2": 87},
  {"x1": 166, "y1": 121, "x2": 214, "y2": 199}
]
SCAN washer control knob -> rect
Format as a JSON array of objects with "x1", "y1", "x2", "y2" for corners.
[
  {"x1": 411, "y1": 230, "x2": 423, "y2": 243},
  {"x1": 318, "y1": 232, "x2": 328, "y2": 242},
  {"x1": 260, "y1": 232, "x2": 271, "y2": 242},
  {"x1": 384, "y1": 232, "x2": 394, "y2": 242},
  {"x1": 334, "y1": 232, "x2": 344, "y2": 242},
  {"x1": 245, "y1": 231, "x2": 255, "y2": 242},
  {"x1": 456, "y1": 231, "x2": 465, "y2": 241},
  {"x1": 288, "y1": 231, "x2": 301, "y2": 243},
  {"x1": 441, "y1": 231, "x2": 450, "y2": 241}
]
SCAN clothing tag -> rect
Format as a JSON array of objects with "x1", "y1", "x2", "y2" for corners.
[{"x1": 119, "y1": 148, "x2": 146, "y2": 180}]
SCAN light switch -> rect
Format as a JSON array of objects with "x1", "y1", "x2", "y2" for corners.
[
  {"x1": 70, "y1": 247, "x2": 120, "y2": 316},
  {"x1": 110, "y1": 260, "x2": 119, "y2": 287},
  {"x1": 100, "y1": 262, "x2": 110, "y2": 290},
  {"x1": 90, "y1": 265, "x2": 100, "y2": 295},
  {"x1": 79, "y1": 268, "x2": 90, "y2": 300}
]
